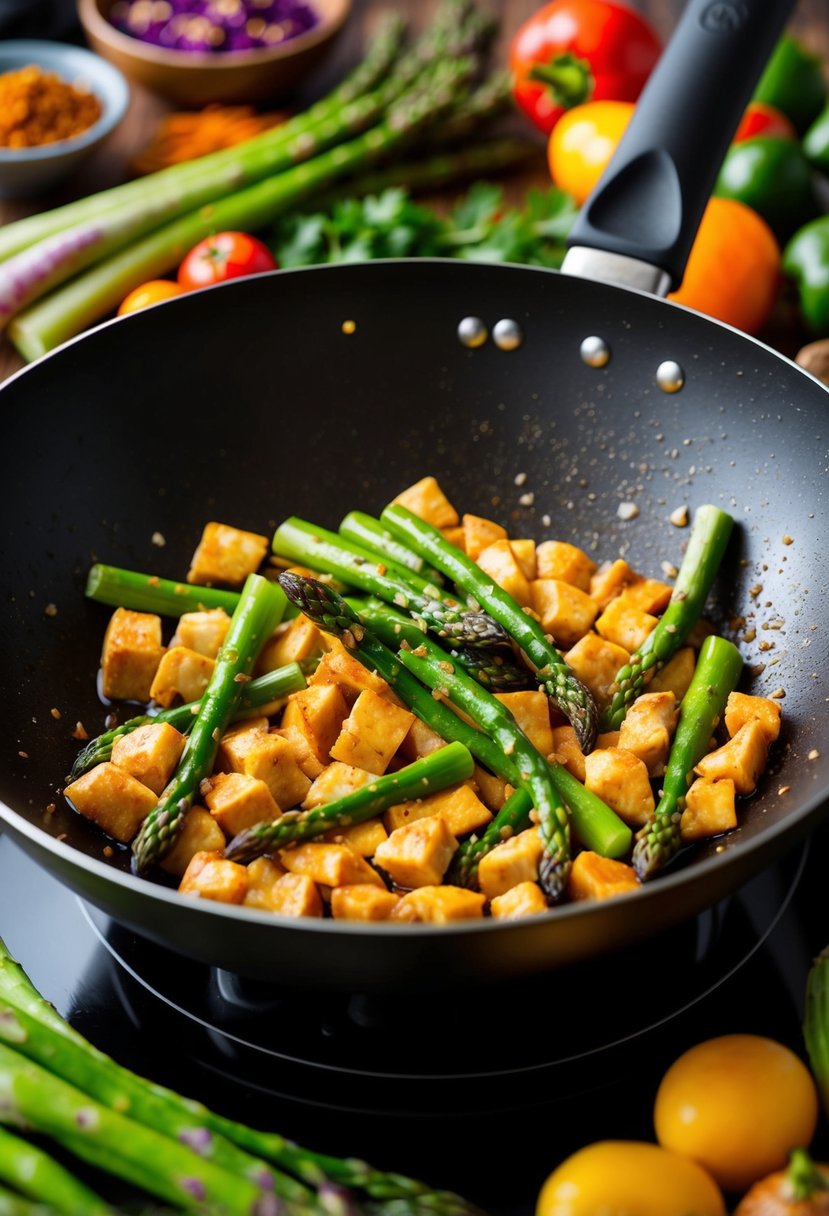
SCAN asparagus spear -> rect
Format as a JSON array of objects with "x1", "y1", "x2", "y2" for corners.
[
  {"x1": 0, "y1": 1126, "x2": 110, "y2": 1216},
  {"x1": 71, "y1": 660, "x2": 307, "y2": 778},
  {"x1": 0, "y1": 940, "x2": 478, "y2": 1216},
  {"x1": 0, "y1": 1044, "x2": 274, "y2": 1215},
  {"x1": 351, "y1": 595, "x2": 630, "y2": 860},
  {"x1": 131, "y1": 573, "x2": 286, "y2": 872},
  {"x1": 225, "y1": 740, "x2": 474, "y2": 862},
  {"x1": 380, "y1": 503, "x2": 599, "y2": 753},
  {"x1": 10, "y1": 58, "x2": 476, "y2": 360},
  {"x1": 272, "y1": 517, "x2": 508, "y2": 648},
  {"x1": 632, "y1": 634, "x2": 743, "y2": 880},
  {"x1": 338, "y1": 511, "x2": 444, "y2": 584},
  {"x1": 0, "y1": 1184, "x2": 52, "y2": 1216},
  {"x1": 86, "y1": 563, "x2": 241, "y2": 616},
  {"x1": 601, "y1": 505, "x2": 735, "y2": 730},
  {"x1": 450, "y1": 645, "x2": 536, "y2": 693}
]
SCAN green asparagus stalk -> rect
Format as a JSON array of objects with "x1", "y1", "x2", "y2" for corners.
[
  {"x1": 86, "y1": 562, "x2": 241, "y2": 616},
  {"x1": 380, "y1": 503, "x2": 599, "y2": 752},
  {"x1": 338, "y1": 511, "x2": 444, "y2": 584},
  {"x1": 0, "y1": 1044, "x2": 271, "y2": 1215},
  {"x1": 449, "y1": 788, "x2": 534, "y2": 889},
  {"x1": 0, "y1": 1126, "x2": 110, "y2": 1216},
  {"x1": 71, "y1": 660, "x2": 307, "y2": 778},
  {"x1": 450, "y1": 645, "x2": 536, "y2": 693},
  {"x1": 225, "y1": 740, "x2": 474, "y2": 862},
  {"x1": 632, "y1": 634, "x2": 743, "y2": 880},
  {"x1": 0, "y1": 940, "x2": 477, "y2": 1215},
  {"x1": 804, "y1": 945, "x2": 829, "y2": 1117},
  {"x1": 0, "y1": 12, "x2": 408, "y2": 265},
  {"x1": 273, "y1": 517, "x2": 508, "y2": 648},
  {"x1": 0, "y1": 1184, "x2": 52, "y2": 1216},
  {"x1": 601, "y1": 505, "x2": 735, "y2": 730},
  {"x1": 355, "y1": 595, "x2": 630, "y2": 860},
  {"x1": 10, "y1": 57, "x2": 476, "y2": 361},
  {"x1": 131, "y1": 573, "x2": 286, "y2": 872}
]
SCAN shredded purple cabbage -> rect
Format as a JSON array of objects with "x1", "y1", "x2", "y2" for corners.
[{"x1": 109, "y1": 0, "x2": 320, "y2": 54}]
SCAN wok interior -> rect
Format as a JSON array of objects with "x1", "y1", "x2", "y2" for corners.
[{"x1": 1, "y1": 260, "x2": 827, "y2": 981}]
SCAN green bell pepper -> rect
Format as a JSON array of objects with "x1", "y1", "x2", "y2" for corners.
[
  {"x1": 714, "y1": 136, "x2": 821, "y2": 243},
  {"x1": 783, "y1": 216, "x2": 829, "y2": 336},
  {"x1": 803, "y1": 102, "x2": 829, "y2": 174},
  {"x1": 753, "y1": 35, "x2": 826, "y2": 134}
]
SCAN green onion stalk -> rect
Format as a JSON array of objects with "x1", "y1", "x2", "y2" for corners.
[
  {"x1": 131, "y1": 572, "x2": 287, "y2": 872},
  {"x1": 9, "y1": 57, "x2": 475, "y2": 361}
]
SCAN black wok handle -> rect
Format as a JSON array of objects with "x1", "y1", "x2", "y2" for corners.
[{"x1": 563, "y1": 0, "x2": 795, "y2": 294}]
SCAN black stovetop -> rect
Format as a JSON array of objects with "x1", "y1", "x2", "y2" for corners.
[{"x1": 1, "y1": 822, "x2": 827, "y2": 1215}]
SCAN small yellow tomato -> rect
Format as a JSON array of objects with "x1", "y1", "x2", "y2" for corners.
[
  {"x1": 536, "y1": 1140, "x2": 726, "y2": 1216},
  {"x1": 117, "y1": 279, "x2": 186, "y2": 316},
  {"x1": 547, "y1": 99, "x2": 634, "y2": 205},
  {"x1": 654, "y1": 1035, "x2": 819, "y2": 1194}
]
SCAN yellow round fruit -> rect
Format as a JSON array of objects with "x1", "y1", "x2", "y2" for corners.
[
  {"x1": 536, "y1": 1140, "x2": 726, "y2": 1216},
  {"x1": 654, "y1": 1034, "x2": 819, "y2": 1193}
]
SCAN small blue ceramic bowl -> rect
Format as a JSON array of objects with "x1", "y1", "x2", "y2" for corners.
[{"x1": 0, "y1": 41, "x2": 129, "y2": 199}]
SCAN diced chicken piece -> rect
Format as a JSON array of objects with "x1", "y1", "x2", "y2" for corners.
[
  {"x1": 330, "y1": 688, "x2": 415, "y2": 774},
  {"x1": 694, "y1": 720, "x2": 769, "y2": 795},
  {"x1": 217, "y1": 717, "x2": 270, "y2": 771},
  {"x1": 241, "y1": 856, "x2": 287, "y2": 911},
  {"x1": 583, "y1": 748, "x2": 655, "y2": 827},
  {"x1": 649, "y1": 647, "x2": 696, "y2": 701},
  {"x1": 384, "y1": 783, "x2": 492, "y2": 838},
  {"x1": 149, "y1": 647, "x2": 215, "y2": 709},
  {"x1": 242, "y1": 734, "x2": 311, "y2": 809},
  {"x1": 111, "y1": 721, "x2": 186, "y2": 796},
  {"x1": 391, "y1": 886, "x2": 486, "y2": 923},
  {"x1": 473, "y1": 766, "x2": 512, "y2": 812},
  {"x1": 397, "y1": 717, "x2": 447, "y2": 762},
  {"x1": 172, "y1": 608, "x2": 231, "y2": 659},
  {"x1": 392, "y1": 476, "x2": 459, "y2": 529},
  {"x1": 597, "y1": 730, "x2": 621, "y2": 749},
  {"x1": 590, "y1": 559, "x2": 641, "y2": 610},
  {"x1": 568, "y1": 851, "x2": 640, "y2": 901},
  {"x1": 307, "y1": 643, "x2": 389, "y2": 706},
  {"x1": 595, "y1": 598, "x2": 658, "y2": 652},
  {"x1": 564, "y1": 634, "x2": 631, "y2": 709},
  {"x1": 536, "y1": 540, "x2": 597, "y2": 592},
  {"x1": 256, "y1": 615, "x2": 323, "y2": 673},
  {"x1": 373, "y1": 817, "x2": 458, "y2": 889},
  {"x1": 442, "y1": 526, "x2": 467, "y2": 550},
  {"x1": 476, "y1": 827, "x2": 543, "y2": 900},
  {"x1": 462, "y1": 513, "x2": 507, "y2": 561},
  {"x1": 100, "y1": 608, "x2": 164, "y2": 702},
  {"x1": 245, "y1": 870, "x2": 322, "y2": 918},
  {"x1": 201, "y1": 771, "x2": 280, "y2": 837},
  {"x1": 476, "y1": 540, "x2": 532, "y2": 607},
  {"x1": 279, "y1": 842, "x2": 385, "y2": 889},
  {"x1": 179, "y1": 851, "x2": 248, "y2": 904},
  {"x1": 549, "y1": 725, "x2": 586, "y2": 783},
  {"x1": 272, "y1": 724, "x2": 325, "y2": 779},
  {"x1": 302, "y1": 761, "x2": 376, "y2": 809},
  {"x1": 510, "y1": 540, "x2": 537, "y2": 582},
  {"x1": 322, "y1": 818, "x2": 389, "y2": 856},
  {"x1": 617, "y1": 578, "x2": 673, "y2": 615},
  {"x1": 331, "y1": 885, "x2": 400, "y2": 921},
  {"x1": 64, "y1": 762, "x2": 157, "y2": 844},
  {"x1": 489, "y1": 881, "x2": 548, "y2": 920},
  {"x1": 494, "y1": 690, "x2": 554, "y2": 756},
  {"x1": 281, "y1": 683, "x2": 349, "y2": 766},
  {"x1": 617, "y1": 691, "x2": 678, "y2": 777},
  {"x1": 680, "y1": 777, "x2": 738, "y2": 842},
  {"x1": 160, "y1": 807, "x2": 226, "y2": 877},
  {"x1": 186, "y1": 522, "x2": 269, "y2": 587},
  {"x1": 724, "y1": 691, "x2": 782, "y2": 745},
  {"x1": 530, "y1": 579, "x2": 598, "y2": 648}
]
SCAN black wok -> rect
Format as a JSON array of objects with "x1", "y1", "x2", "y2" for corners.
[{"x1": 1, "y1": 0, "x2": 828, "y2": 989}]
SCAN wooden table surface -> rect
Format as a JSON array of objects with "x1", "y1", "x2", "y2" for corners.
[{"x1": 1, "y1": 0, "x2": 827, "y2": 383}]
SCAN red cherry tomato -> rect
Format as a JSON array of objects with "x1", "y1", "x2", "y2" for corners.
[
  {"x1": 177, "y1": 231, "x2": 277, "y2": 290},
  {"x1": 510, "y1": 0, "x2": 662, "y2": 136},
  {"x1": 733, "y1": 101, "x2": 797, "y2": 143}
]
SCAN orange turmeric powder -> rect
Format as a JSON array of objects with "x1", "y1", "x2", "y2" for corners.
[{"x1": 0, "y1": 65, "x2": 102, "y2": 149}]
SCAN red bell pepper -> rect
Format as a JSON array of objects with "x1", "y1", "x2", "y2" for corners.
[{"x1": 509, "y1": 0, "x2": 662, "y2": 136}]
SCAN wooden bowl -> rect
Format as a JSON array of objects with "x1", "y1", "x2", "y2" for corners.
[{"x1": 77, "y1": 0, "x2": 352, "y2": 107}]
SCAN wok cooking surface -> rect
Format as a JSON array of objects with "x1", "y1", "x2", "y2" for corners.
[{"x1": 0, "y1": 826, "x2": 823, "y2": 1213}]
